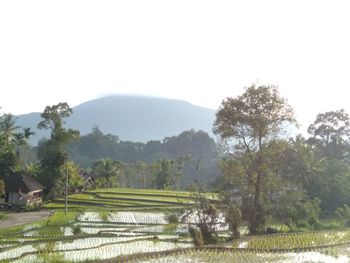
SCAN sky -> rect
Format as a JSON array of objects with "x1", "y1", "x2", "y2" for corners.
[{"x1": 1, "y1": 0, "x2": 350, "y2": 133}]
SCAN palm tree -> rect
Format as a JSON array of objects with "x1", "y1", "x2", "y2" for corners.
[
  {"x1": 0, "y1": 114, "x2": 35, "y2": 174},
  {"x1": 92, "y1": 158, "x2": 122, "y2": 188},
  {"x1": 0, "y1": 114, "x2": 19, "y2": 146}
]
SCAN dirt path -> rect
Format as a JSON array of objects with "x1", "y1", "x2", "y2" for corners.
[{"x1": 0, "y1": 210, "x2": 51, "y2": 229}]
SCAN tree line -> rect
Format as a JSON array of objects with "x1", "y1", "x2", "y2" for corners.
[{"x1": 0, "y1": 103, "x2": 219, "y2": 198}]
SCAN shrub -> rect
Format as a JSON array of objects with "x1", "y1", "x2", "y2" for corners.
[
  {"x1": 335, "y1": 204, "x2": 350, "y2": 227},
  {"x1": 226, "y1": 204, "x2": 241, "y2": 239},
  {"x1": 189, "y1": 226, "x2": 204, "y2": 247},
  {"x1": 264, "y1": 227, "x2": 280, "y2": 234},
  {"x1": 166, "y1": 213, "x2": 179, "y2": 224},
  {"x1": 72, "y1": 225, "x2": 82, "y2": 235}
]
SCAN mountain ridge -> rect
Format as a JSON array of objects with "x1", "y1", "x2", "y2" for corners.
[{"x1": 15, "y1": 96, "x2": 216, "y2": 145}]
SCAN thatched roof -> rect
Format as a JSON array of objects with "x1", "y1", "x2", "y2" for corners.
[{"x1": 4, "y1": 172, "x2": 45, "y2": 193}]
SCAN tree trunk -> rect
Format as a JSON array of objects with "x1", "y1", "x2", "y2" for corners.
[
  {"x1": 249, "y1": 151, "x2": 266, "y2": 234},
  {"x1": 250, "y1": 172, "x2": 265, "y2": 234}
]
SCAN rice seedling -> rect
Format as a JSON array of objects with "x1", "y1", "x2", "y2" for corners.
[{"x1": 232, "y1": 229, "x2": 350, "y2": 250}]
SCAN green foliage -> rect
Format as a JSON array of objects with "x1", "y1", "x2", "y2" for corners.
[
  {"x1": 189, "y1": 184, "x2": 221, "y2": 244},
  {"x1": 37, "y1": 103, "x2": 79, "y2": 195},
  {"x1": 152, "y1": 156, "x2": 191, "y2": 190},
  {"x1": 66, "y1": 128, "x2": 219, "y2": 188},
  {"x1": 92, "y1": 158, "x2": 123, "y2": 188},
  {"x1": 35, "y1": 241, "x2": 67, "y2": 263},
  {"x1": 226, "y1": 204, "x2": 241, "y2": 239},
  {"x1": 307, "y1": 159, "x2": 350, "y2": 214},
  {"x1": 37, "y1": 103, "x2": 79, "y2": 142},
  {"x1": 0, "y1": 113, "x2": 34, "y2": 178},
  {"x1": 232, "y1": 229, "x2": 350, "y2": 250},
  {"x1": 304, "y1": 109, "x2": 350, "y2": 216},
  {"x1": 0, "y1": 211, "x2": 7, "y2": 220},
  {"x1": 53, "y1": 161, "x2": 83, "y2": 197},
  {"x1": 0, "y1": 179, "x2": 5, "y2": 195},
  {"x1": 308, "y1": 109, "x2": 350, "y2": 159},
  {"x1": 153, "y1": 159, "x2": 174, "y2": 189},
  {"x1": 163, "y1": 223, "x2": 178, "y2": 234},
  {"x1": 25, "y1": 202, "x2": 41, "y2": 211},
  {"x1": 304, "y1": 198, "x2": 321, "y2": 228},
  {"x1": 95, "y1": 177, "x2": 107, "y2": 188},
  {"x1": 335, "y1": 204, "x2": 350, "y2": 227},
  {"x1": 274, "y1": 196, "x2": 321, "y2": 231},
  {"x1": 166, "y1": 213, "x2": 179, "y2": 224},
  {"x1": 46, "y1": 210, "x2": 79, "y2": 226},
  {"x1": 188, "y1": 226, "x2": 204, "y2": 247},
  {"x1": 98, "y1": 210, "x2": 110, "y2": 221},
  {"x1": 72, "y1": 224, "x2": 82, "y2": 235},
  {"x1": 213, "y1": 84, "x2": 295, "y2": 234}
]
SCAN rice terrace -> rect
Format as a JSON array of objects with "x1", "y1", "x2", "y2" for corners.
[{"x1": 1, "y1": 187, "x2": 350, "y2": 262}]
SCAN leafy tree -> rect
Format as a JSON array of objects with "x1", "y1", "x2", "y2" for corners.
[
  {"x1": 38, "y1": 103, "x2": 78, "y2": 140},
  {"x1": 279, "y1": 135, "x2": 317, "y2": 188},
  {"x1": 37, "y1": 103, "x2": 79, "y2": 194},
  {"x1": 308, "y1": 109, "x2": 350, "y2": 159},
  {"x1": 92, "y1": 158, "x2": 123, "y2": 188},
  {"x1": 134, "y1": 161, "x2": 151, "y2": 188},
  {"x1": 163, "y1": 130, "x2": 217, "y2": 160},
  {"x1": 153, "y1": 159, "x2": 174, "y2": 189},
  {"x1": 188, "y1": 184, "x2": 220, "y2": 244},
  {"x1": 54, "y1": 161, "x2": 83, "y2": 196},
  {"x1": 213, "y1": 84, "x2": 295, "y2": 234},
  {"x1": 307, "y1": 159, "x2": 350, "y2": 213},
  {"x1": 68, "y1": 126, "x2": 121, "y2": 167},
  {"x1": 152, "y1": 156, "x2": 191, "y2": 190},
  {"x1": 273, "y1": 195, "x2": 320, "y2": 230},
  {"x1": 305, "y1": 110, "x2": 350, "y2": 214}
]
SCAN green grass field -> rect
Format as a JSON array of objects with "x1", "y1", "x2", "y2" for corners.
[{"x1": 43, "y1": 187, "x2": 218, "y2": 211}]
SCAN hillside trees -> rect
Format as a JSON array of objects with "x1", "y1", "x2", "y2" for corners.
[
  {"x1": 134, "y1": 161, "x2": 151, "y2": 188},
  {"x1": 0, "y1": 113, "x2": 34, "y2": 177},
  {"x1": 37, "y1": 103, "x2": 79, "y2": 195},
  {"x1": 306, "y1": 109, "x2": 350, "y2": 214},
  {"x1": 152, "y1": 156, "x2": 191, "y2": 190},
  {"x1": 213, "y1": 85, "x2": 296, "y2": 234},
  {"x1": 308, "y1": 109, "x2": 350, "y2": 160},
  {"x1": 67, "y1": 128, "x2": 219, "y2": 187}
]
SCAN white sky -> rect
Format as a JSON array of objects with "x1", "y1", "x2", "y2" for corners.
[{"x1": 1, "y1": 0, "x2": 350, "y2": 132}]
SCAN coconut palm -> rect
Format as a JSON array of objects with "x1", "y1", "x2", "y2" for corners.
[
  {"x1": 92, "y1": 158, "x2": 123, "y2": 188},
  {"x1": 0, "y1": 113, "x2": 19, "y2": 146}
]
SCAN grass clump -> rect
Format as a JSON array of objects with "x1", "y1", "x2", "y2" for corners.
[
  {"x1": 0, "y1": 211, "x2": 8, "y2": 220},
  {"x1": 47, "y1": 211, "x2": 80, "y2": 226},
  {"x1": 72, "y1": 225, "x2": 82, "y2": 235}
]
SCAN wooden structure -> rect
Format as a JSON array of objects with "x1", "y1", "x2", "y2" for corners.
[{"x1": 2, "y1": 172, "x2": 44, "y2": 208}]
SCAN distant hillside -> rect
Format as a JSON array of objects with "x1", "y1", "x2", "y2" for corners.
[{"x1": 16, "y1": 96, "x2": 216, "y2": 145}]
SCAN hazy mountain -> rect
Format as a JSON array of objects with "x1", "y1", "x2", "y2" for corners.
[{"x1": 16, "y1": 96, "x2": 216, "y2": 145}]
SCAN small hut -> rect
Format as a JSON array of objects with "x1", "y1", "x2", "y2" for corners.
[{"x1": 2, "y1": 172, "x2": 45, "y2": 207}]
